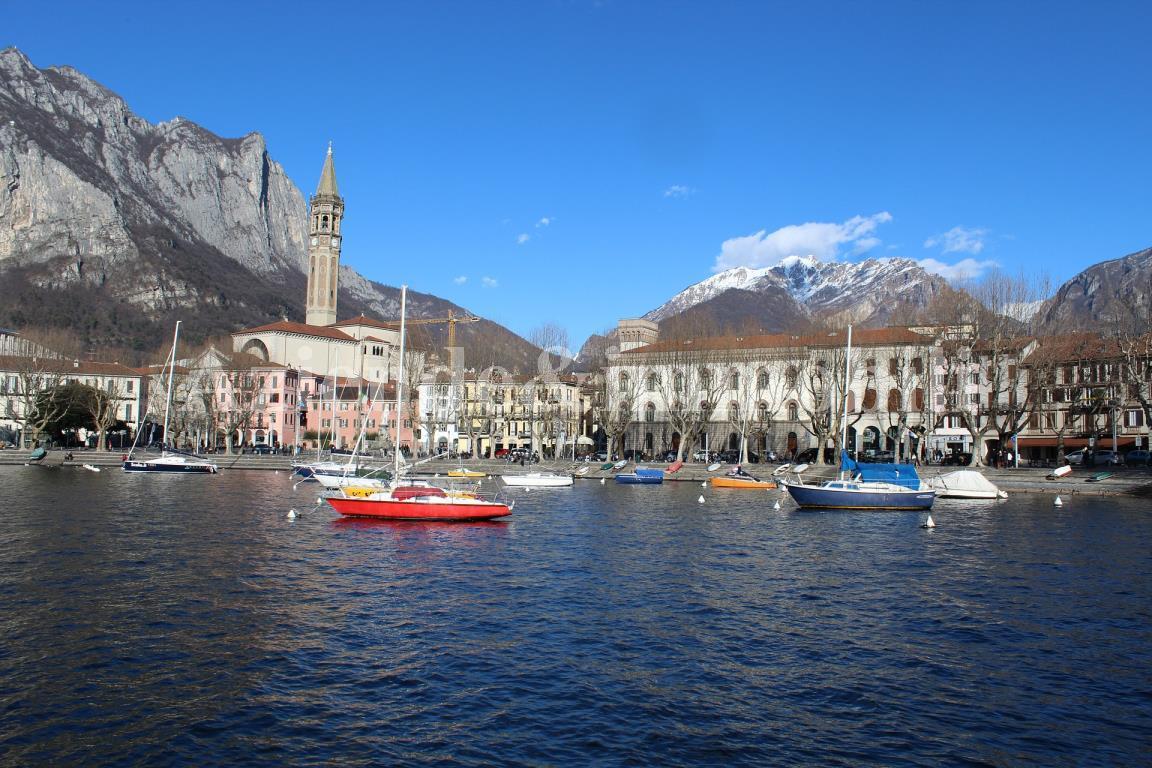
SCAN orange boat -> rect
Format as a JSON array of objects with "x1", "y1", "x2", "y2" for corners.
[{"x1": 709, "y1": 475, "x2": 777, "y2": 490}]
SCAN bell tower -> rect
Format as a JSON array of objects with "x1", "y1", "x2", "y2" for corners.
[{"x1": 306, "y1": 143, "x2": 344, "y2": 326}]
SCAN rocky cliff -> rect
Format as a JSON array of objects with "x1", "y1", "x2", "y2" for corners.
[{"x1": 0, "y1": 47, "x2": 538, "y2": 370}]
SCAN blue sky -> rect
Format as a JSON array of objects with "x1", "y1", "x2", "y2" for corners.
[{"x1": 6, "y1": 1, "x2": 1151, "y2": 350}]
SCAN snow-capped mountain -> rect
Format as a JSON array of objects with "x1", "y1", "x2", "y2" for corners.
[{"x1": 646, "y1": 256, "x2": 952, "y2": 329}]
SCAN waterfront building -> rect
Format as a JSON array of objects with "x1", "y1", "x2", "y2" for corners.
[
  {"x1": 0, "y1": 356, "x2": 145, "y2": 448},
  {"x1": 418, "y1": 370, "x2": 584, "y2": 458},
  {"x1": 604, "y1": 318, "x2": 1152, "y2": 466}
]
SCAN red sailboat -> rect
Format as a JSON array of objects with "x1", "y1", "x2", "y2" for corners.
[{"x1": 324, "y1": 286, "x2": 513, "y2": 522}]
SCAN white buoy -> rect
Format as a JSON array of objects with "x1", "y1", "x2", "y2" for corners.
[
  {"x1": 1054, "y1": 496, "x2": 1063, "y2": 506},
  {"x1": 921, "y1": 514, "x2": 935, "y2": 529},
  {"x1": 773, "y1": 500, "x2": 781, "y2": 510},
  {"x1": 701, "y1": 481, "x2": 707, "y2": 487},
  {"x1": 698, "y1": 495, "x2": 705, "y2": 503},
  {"x1": 600, "y1": 478, "x2": 606, "y2": 484},
  {"x1": 287, "y1": 509, "x2": 297, "y2": 519}
]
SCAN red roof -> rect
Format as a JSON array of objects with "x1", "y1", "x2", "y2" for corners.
[
  {"x1": 232, "y1": 320, "x2": 356, "y2": 342},
  {"x1": 625, "y1": 327, "x2": 933, "y2": 355}
]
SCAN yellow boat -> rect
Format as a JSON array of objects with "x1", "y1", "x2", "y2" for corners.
[
  {"x1": 448, "y1": 469, "x2": 486, "y2": 478},
  {"x1": 710, "y1": 475, "x2": 777, "y2": 490}
]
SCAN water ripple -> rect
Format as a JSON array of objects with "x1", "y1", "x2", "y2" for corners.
[{"x1": 0, "y1": 469, "x2": 1150, "y2": 765}]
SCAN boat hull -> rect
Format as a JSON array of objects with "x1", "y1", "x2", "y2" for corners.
[
  {"x1": 710, "y1": 476, "x2": 777, "y2": 490},
  {"x1": 615, "y1": 474, "x2": 662, "y2": 484},
  {"x1": 122, "y1": 460, "x2": 217, "y2": 474},
  {"x1": 325, "y1": 495, "x2": 512, "y2": 521},
  {"x1": 502, "y1": 473, "x2": 573, "y2": 487},
  {"x1": 782, "y1": 481, "x2": 934, "y2": 509}
]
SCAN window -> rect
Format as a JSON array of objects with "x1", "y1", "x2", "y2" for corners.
[
  {"x1": 647, "y1": 373, "x2": 658, "y2": 392},
  {"x1": 912, "y1": 357, "x2": 923, "y2": 375},
  {"x1": 888, "y1": 358, "x2": 899, "y2": 376},
  {"x1": 863, "y1": 388, "x2": 877, "y2": 409},
  {"x1": 729, "y1": 371, "x2": 739, "y2": 390},
  {"x1": 728, "y1": 402, "x2": 740, "y2": 421},
  {"x1": 787, "y1": 401, "x2": 798, "y2": 421},
  {"x1": 785, "y1": 366, "x2": 797, "y2": 388},
  {"x1": 270, "y1": 413, "x2": 277, "y2": 424},
  {"x1": 757, "y1": 402, "x2": 768, "y2": 422},
  {"x1": 618, "y1": 372, "x2": 630, "y2": 394},
  {"x1": 757, "y1": 370, "x2": 769, "y2": 389},
  {"x1": 645, "y1": 402, "x2": 656, "y2": 422},
  {"x1": 126, "y1": 380, "x2": 134, "y2": 394},
  {"x1": 700, "y1": 368, "x2": 713, "y2": 387},
  {"x1": 888, "y1": 389, "x2": 901, "y2": 412},
  {"x1": 674, "y1": 372, "x2": 684, "y2": 393}
]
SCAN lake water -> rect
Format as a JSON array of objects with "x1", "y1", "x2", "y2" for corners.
[{"x1": 0, "y1": 468, "x2": 1149, "y2": 766}]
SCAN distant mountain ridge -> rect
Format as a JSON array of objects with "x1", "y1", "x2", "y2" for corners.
[
  {"x1": 0, "y1": 47, "x2": 539, "y2": 370},
  {"x1": 645, "y1": 255, "x2": 953, "y2": 333},
  {"x1": 1034, "y1": 246, "x2": 1152, "y2": 333}
]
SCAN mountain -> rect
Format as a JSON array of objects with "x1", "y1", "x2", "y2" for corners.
[
  {"x1": 0, "y1": 47, "x2": 538, "y2": 370},
  {"x1": 1034, "y1": 246, "x2": 1152, "y2": 333},
  {"x1": 645, "y1": 255, "x2": 953, "y2": 334}
]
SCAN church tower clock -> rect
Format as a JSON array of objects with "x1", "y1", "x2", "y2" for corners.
[{"x1": 306, "y1": 144, "x2": 344, "y2": 326}]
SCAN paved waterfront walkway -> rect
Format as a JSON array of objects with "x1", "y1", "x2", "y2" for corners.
[{"x1": 4, "y1": 450, "x2": 1150, "y2": 496}]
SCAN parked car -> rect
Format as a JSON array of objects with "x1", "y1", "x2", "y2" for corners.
[
  {"x1": 941, "y1": 452, "x2": 972, "y2": 466},
  {"x1": 1065, "y1": 449, "x2": 1122, "y2": 466},
  {"x1": 1124, "y1": 449, "x2": 1151, "y2": 466},
  {"x1": 251, "y1": 444, "x2": 275, "y2": 455},
  {"x1": 692, "y1": 450, "x2": 718, "y2": 462}
]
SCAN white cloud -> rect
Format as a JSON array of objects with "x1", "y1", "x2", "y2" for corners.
[
  {"x1": 916, "y1": 257, "x2": 998, "y2": 281},
  {"x1": 535, "y1": 217, "x2": 552, "y2": 228},
  {"x1": 924, "y1": 225, "x2": 989, "y2": 255},
  {"x1": 713, "y1": 212, "x2": 892, "y2": 272},
  {"x1": 516, "y1": 233, "x2": 530, "y2": 245},
  {"x1": 481, "y1": 276, "x2": 499, "y2": 288},
  {"x1": 453, "y1": 275, "x2": 468, "y2": 285},
  {"x1": 664, "y1": 184, "x2": 694, "y2": 199}
]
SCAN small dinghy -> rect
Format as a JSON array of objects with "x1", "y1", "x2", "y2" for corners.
[
  {"x1": 707, "y1": 462, "x2": 722, "y2": 472},
  {"x1": 1046, "y1": 465, "x2": 1073, "y2": 480},
  {"x1": 1086, "y1": 471, "x2": 1113, "y2": 483}
]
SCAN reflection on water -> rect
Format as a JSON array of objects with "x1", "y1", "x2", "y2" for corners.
[{"x1": 1, "y1": 468, "x2": 1149, "y2": 766}]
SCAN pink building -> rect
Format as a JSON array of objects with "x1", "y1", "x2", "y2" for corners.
[{"x1": 298, "y1": 374, "x2": 417, "y2": 455}]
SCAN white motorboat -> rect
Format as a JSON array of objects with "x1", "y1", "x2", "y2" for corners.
[
  {"x1": 502, "y1": 472, "x2": 573, "y2": 488},
  {"x1": 925, "y1": 470, "x2": 1007, "y2": 499}
]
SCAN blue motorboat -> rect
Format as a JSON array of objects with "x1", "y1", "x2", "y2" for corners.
[
  {"x1": 780, "y1": 452, "x2": 935, "y2": 510},
  {"x1": 615, "y1": 467, "x2": 664, "y2": 484}
]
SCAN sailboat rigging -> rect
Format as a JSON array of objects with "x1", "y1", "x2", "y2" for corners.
[{"x1": 122, "y1": 321, "x2": 218, "y2": 474}]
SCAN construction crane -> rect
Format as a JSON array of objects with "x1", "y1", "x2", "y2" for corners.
[{"x1": 381, "y1": 309, "x2": 480, "y2": 349}]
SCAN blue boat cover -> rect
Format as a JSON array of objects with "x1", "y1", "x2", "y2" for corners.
[
  {"x1": 842, "y1": 450, "x2": 920, "y2": 488},
  {"x1": 635, "y1": 468, "x2": 665, "y2": 478}
]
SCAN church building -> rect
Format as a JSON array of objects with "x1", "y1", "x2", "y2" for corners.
[{"x1": 230, "y1": 146, "x2": 402, "y2": 386}]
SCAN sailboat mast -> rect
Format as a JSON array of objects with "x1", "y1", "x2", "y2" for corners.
[
  {"x1": 393, "y1": 286, "x2": 408, "y2": 481},
  {"x1": 840, "y1": 324, "x2": 852, "y2": 453},
  {"x1": 162, "y1": 321, "x2": 181, "y2": 450}
]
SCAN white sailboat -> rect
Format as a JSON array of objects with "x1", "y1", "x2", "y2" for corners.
[{"x1": 122, "y1": 322, "x2": 218, "y2": 474}]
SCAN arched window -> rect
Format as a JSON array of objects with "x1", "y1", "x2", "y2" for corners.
[
  {"x1": 785, "y1": 366, "x2": 798, "y2": 388},
  {"x1": 912, "y1": 356, "x2": 924, "y2": 375},
  {"x1": 647, "y1": 372, "x2": 659, "y2": 392},
  {"x1": 862, "y1": 388, "x2": 877, "y2": 409},
  {"x1": 757, "y1": 401, "x2": 769, "y2": 422},
  {"x1": 728, "y1": 401, "x2": 740, "y2": 422},
  {"x1": 645, "y1": 402, "x2": 656, "y2": 422},
  {"x1": 787, "y1": 401, "x2": 799, "y2": 421},
  {"x1": 913, "y1": 387, "x2": 924, "y2": 410},
  {"x1": 888, "y1": 388, "x2": 902, "y2": 412},
  {"x1": 321, "y1": 214, "x2": 330, "y2": 231},
  {"x1": 847, "y1": 391, "x2": 856, "y2": 412},
  {"x1": 700, "y1": 368, "x2": 713, "y2": 387},
  {"x1": 729, "y1": 370, "x2": 739, "y2": 390},
  {"x1": 757, "y1": 370, "x2": 769, "y2": 389},
  {"x1": 674, "y1": 372, "x2": 685, "y2": 393},
  {"x1": 618, "y1": 371, "x2": 630, "y2": 393}
]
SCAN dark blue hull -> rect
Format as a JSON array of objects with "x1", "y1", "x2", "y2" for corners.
[
  {"x1": 615, "y1": 474, "x2": 663, "y2": 484},
  {"x1": 783, "y1": 481, "x2": 934, "y2": 510}
]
